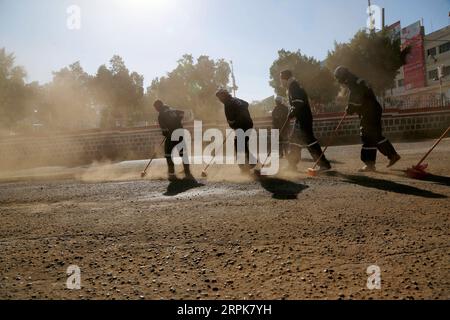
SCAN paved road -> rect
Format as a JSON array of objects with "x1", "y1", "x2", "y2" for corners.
[{"x1": 0, "y1": 139, "x2": 449, "y2": 299}]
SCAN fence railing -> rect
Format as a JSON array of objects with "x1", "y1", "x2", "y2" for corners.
[
  {"x1": 310, "y1": 97, "x2": 450, "y2": 115},
  {"x1": 382, "y1": 96, "x2": 450, "y2": 110}
]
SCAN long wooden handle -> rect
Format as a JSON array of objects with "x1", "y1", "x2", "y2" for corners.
[
  {"x1": 203, "y1": 130, "x2": 233, "y2": 172},
  {"x1": 260, "y1": 116, "x2": 292, "y2": 168},
  {"x1": 416, "y1": 125, "x2": 450, "y2": 166},
  {"x1": 142, "y1": 137, "x2": 166, "y2": 173},
  {"x1": 311, "y1": 112, "x2": 347, "y2": 170}
]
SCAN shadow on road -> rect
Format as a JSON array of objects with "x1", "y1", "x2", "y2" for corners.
[
  {"x1": 327, "y1": 171, "x2": 447, "y2": 199},
  {"x1": 374, "y1": 169, "x2": 450, "y2": 188},
  {"x1": 164, "y1": 178, "x2": 205, "y2": 196},
  {"x1": 257, "y1": 176, "x2": 309, "y2": 200},
  {"x1": 421, "y1": 174, "x2": 450, "y2": 187}
]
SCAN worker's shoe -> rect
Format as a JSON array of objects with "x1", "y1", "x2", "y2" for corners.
[
  {"x1": 358, "y1": 164, "x2": 376, "y2": 172},
  {"x1": 184, "y1": 172, "x2": 195, "y2": 181},
  {"x1": 239, "y1": 163, "x2": 256, "y2": 174},
  {"x1": 387, "y1": 154, "x2": 401, "y2": 168},
  {"x1": 317, "y1": 163, "x2": 332, "y2": 172},
  {"x1": 253, "y1": 168, "x2": 262, "y2": 177},
  {"x1": 183, "y1": 165, "x2": 195, "y2": 180},
  {"x1": 168, "y1": 173, "x2": 177, "y2": 181}
]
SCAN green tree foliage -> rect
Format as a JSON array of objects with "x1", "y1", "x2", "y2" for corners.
[
  {"x1": 0, "y1": 48, "x2": 29, "y2": 130},
  {"x1": 269, "y1": 49, "x2": 338, "y2": 104},
  {"x1": 249, "y1": 96, "x2": 275, "y2": 118},
  {"x1": 92, "y1": 55, "x2": 145, "y2": 128},
  {"x1": 326, "y1": 29, "x2": 409, "y2": 95},
  {"x1": 146, "y1": 54, "x2": 231, "y2": 121}
]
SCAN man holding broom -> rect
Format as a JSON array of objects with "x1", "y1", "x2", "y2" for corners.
[
  {"x1": 334, "y1": 66, "x2": 401, "y2": 172},
  {"x1": 153, "y1": 99, "x2": 193, "y2": 181},
  {"x1": 215, "y1": 89, "x2": 257, "y2": 174},
  {"x1": 280, "y1": 69, "x2": 331, "y2": 172},
  {"x1": 272, "y1": 96, "x2": 290, "y2": 159}
]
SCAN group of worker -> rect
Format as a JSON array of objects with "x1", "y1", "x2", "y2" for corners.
[{"x1": 152, "y1": 66, "x2": 401, "y2": 181}]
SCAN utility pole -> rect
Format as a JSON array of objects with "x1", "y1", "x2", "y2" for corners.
[{"x1": 230, "y1": 60, "x2": 238, "y2": 97}]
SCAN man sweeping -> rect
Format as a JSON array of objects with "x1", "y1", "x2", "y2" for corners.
[
  {"x1": 280, "y1": 70, "x2": 331, "y2": 172},
  {"x1": 334, "y1": 66, "x2": 401, "y2": 172},
  {"x1": 215, "y1": 89, "x2": 256, "y2": 174},
  {"x1": 153, "y1": 100, "x2": 193, "y2": 181},
  {"x1": 272, "y1": 96, "x2": 290, "y2": 158}
]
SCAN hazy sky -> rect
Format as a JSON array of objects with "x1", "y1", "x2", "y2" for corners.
[{"x1": 1, "y1": 0, "x2": 449, "y2": 101}]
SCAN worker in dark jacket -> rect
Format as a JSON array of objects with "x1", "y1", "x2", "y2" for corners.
[
  {"x1": 334, "y1": 66, "x2": 401, "y2": 172},
  {"x1": 280, "y1": 70, "x2": 331, "y2": 172},
  {"x1": 215, "y1": 89, "x2": 256, "y2": 173},
  {"x1": 272, "y1": 96, "x2": 290, "y2": 158},
  {"x1": 154, "y1": 100, "x2": 193, "y2": 181}
]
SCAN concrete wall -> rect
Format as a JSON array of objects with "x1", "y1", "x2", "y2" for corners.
[{"x1": 1, "y1": 109, "x2": 449, "y2": 170}]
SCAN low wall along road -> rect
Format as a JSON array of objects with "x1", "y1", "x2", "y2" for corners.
[{"x1": 1, "y1": 108, "x2": 449, "y2": 170}]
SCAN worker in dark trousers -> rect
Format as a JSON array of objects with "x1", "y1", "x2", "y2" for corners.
[
  {"x1": 334, "y1": 66, "x2": 401, "y2": 172},
  {"x1": 153, "y1": 100, "x2": 193, "y2": 181},
  {"x1": 215, "y1": 89, "x2": 256, "y2": 173},
  {"x1": 280, "y1": 70, "x2": 331, "y2": 172},
  {"x1": 272, "y1": 96, "x2": 290, "y2": 158}
]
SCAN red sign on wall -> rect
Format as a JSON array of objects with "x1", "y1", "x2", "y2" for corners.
[{"x1": 402, "y1": 21, "x2": 426, "y2": 90}]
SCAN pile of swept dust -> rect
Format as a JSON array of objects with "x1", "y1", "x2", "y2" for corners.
[{"x1": 76, "y1": 157, "x2": 294, "y2": 184}]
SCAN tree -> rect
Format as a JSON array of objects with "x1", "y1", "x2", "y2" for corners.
[
  {"x1": 269, "y1": 49, "x2": 338, "y2": 105},
  {"x1": 249, "y1": 96, "x2": 275, "y2": 118},
  {"x1": 0, "y1": 48, "x2": 29, "y2": 131},
  {"x1": 92, "y1": 55, "x2": 145, "y2": 128},
  {"x1": 326, "y1": 29, "x2": 409, "y2": 95},
  {"x1": 46, "y1": 61, "x2": 96, "y2": 129},
  {"x1": 146, "y1": 54, "x2": 231, "y2": 121}
]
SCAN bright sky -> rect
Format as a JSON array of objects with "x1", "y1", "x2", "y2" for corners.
[{"x1": 1, "y1": 0, "x2": 449, "y2": 101}]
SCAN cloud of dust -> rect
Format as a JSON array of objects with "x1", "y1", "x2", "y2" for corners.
[
  {"x1": 0, "y1": 150, "x2": 287, "y2": 184},
  {"x1": 74, "y1": 160, "x2": 166, "y2": 182}
]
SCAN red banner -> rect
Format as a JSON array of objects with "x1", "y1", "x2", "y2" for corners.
[{"x1": 402, "y1": 21, "x2": 426, "y2": 90}]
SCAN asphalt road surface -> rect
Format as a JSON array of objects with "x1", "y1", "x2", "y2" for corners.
[{"x1": 0, "y1": 139, "x2": 449, "y2": 300}]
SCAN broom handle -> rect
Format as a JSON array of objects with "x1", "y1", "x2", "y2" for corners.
[
  {"x1": 416, "y1": 125, "x2": 450, "y2": 166},
  {"x1": 260, "y1": 115, "x2": 292, "y2": 168},
  {"x1": 203, "y1": 130, "x2": 234, "y2": 172},
  {"x1": 312, "y1": 112, "x2": 347, "y2": 170},
  {"x1": 143, "y1": 137, "x2": 166, "y2": 172}
]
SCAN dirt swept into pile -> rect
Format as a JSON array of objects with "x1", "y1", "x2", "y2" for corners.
[{"x1": 0, "y1": 140, "x2": 449, "y2": 300}]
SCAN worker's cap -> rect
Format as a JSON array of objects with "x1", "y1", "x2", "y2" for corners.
[
  {"x1": 215, "y1": 88, "x2": 231, "y2": 98},
  {"x1": 275, "y1": 96, "x2": 284, "y2": 104},
  {"x1": 334, "y1": 66, "x2": 351, "y2": 82},
  {"x1": 153, "y1": 99, "x2": 164, "y2": 108}
]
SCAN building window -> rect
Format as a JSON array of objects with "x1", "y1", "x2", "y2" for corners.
[
  {"x1": 443, "y1": 65, "x2": 450, "y2": 77},
  {"x1": 439, "y1": 42, "x2": 450, "y2": 54},
  {"x1": 427, "y1": 47, "x2": 437, "y2": 57},
  {"x1": 397, "y1": 79, "x2": 404, "y2": 87},
  {"x1": 428, "y1": 69, "x2": 438, "y2": 80}
]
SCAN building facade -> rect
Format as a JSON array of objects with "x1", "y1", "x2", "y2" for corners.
[{"x1": 385, "y1": 23, "x2": 450, "y2": 109}]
